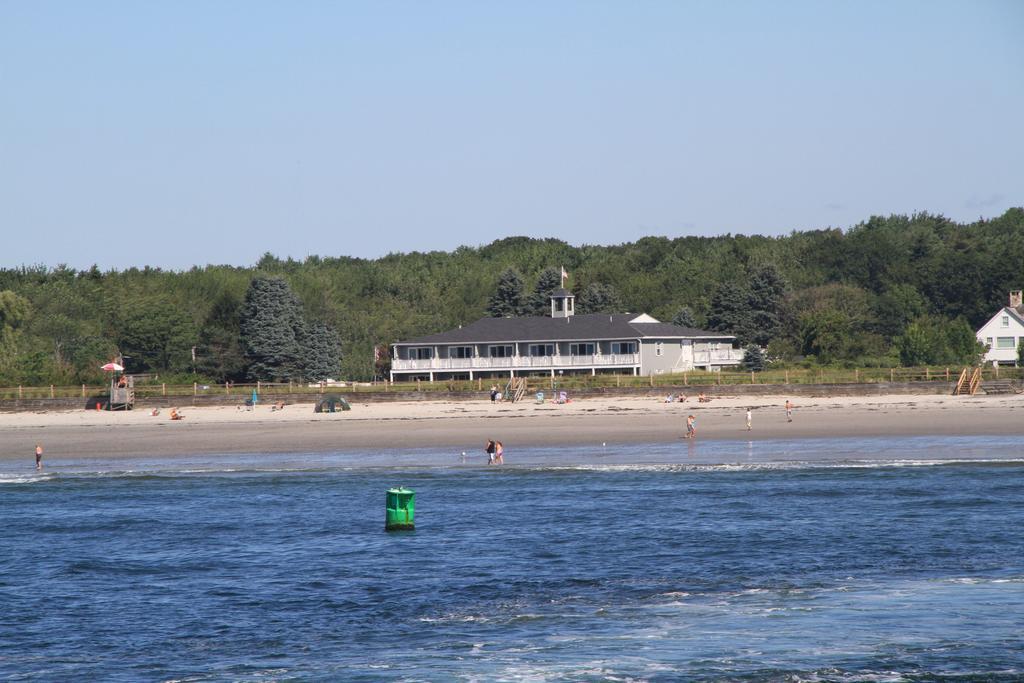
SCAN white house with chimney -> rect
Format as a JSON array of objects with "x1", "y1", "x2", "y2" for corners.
[{"x1": 976, "y1": 290, "x2": 1024, "y2": 366}]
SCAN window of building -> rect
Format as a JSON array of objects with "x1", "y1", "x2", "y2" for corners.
[
  {"x1": 655, "y1": 341, "x2": 663, "y2": 357},
  {"x1": 570, "y1": 343, "x2": 595, "y2": 356},
  {"x1": 996, "y1": 337, "x2": 1016, "y2": 349},
  {"x1": 986, "y1": 337, "x2": 993, "y2": 348},
  {"x1": 554, "y1": 299, "x2": 563, "y2": 312},
  {"x1": 488, "y1": 345, "x2": 514, "y2": 358},
  {"x1": 529, "y1": 344, "x2": 555, "y2": 357},
  {"x1": 611, "y1": 342, "x2": 636, "y2": 355},
  {"x1": 1002, "y1": 315, "x2": 1010, "y2": 327},
  {"x1": 411, "y1": 347, "x2": 433, "y2": 360},
  {"x1": 449, "y1": 346, "x2": 473, "y2": 359}
]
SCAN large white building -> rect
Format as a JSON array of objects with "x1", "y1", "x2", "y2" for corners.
[
  {"x1": 977, "y1": 291, "x2": 1024, "y2": 366},
  {"x1": 390, "y1": 289, "x2": 743, "y2": 381}
]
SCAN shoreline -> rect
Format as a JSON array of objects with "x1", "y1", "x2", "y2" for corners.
[{"x1": 1, "y1": 392, "x2": 1022, "y2": 462}]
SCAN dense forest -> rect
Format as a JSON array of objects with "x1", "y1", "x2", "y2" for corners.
[{"x1": 0, "y1": 209, "x2": 1021, "y2": 386}]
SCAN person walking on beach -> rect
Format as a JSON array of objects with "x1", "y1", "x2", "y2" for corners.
[
  {"x1": 485, "y1": 439, "x2": 497, "y2": 464},
  {"x1": 685, "y1": 415, "x2": 696, "y2": 439},
  {"x1": 35, "y1": 443, "x2": 43, "y2": 470},
  {"x1": 746, "y1": 408, "x2": 752, "y2": 431},
  {"x1": 490, "y1": 385, "x2": 498, "y2": 403},
  {"x1": 785, "y1": 400, "x2": 794, "y2": 422},
  {"x1": 494, "y1": 441, "x2": 504, "y2": 465}
]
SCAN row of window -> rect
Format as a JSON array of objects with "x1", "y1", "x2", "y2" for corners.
[
  {"x1": 409, "y1": 342, "x2": 637, "y2": 360},
  {"x1": 985, "y1": 336, "x2": 1019, "y2": 350}
]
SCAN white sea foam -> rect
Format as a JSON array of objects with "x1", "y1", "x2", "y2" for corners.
[
  {"x1": 526, "y1": 458, "x2": 1024, "y2": 474},
  {"x1": 0, "y1": 473, "x2": 55, "y2": 484}
]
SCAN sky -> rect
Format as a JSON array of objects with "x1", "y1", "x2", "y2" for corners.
[{"x1": 2, "y1": 1, "x2": 1021, "y2": 271}]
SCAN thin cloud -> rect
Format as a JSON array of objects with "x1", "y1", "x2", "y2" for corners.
[{"x1": 964, "y1": 194, "x2": 1005, "y2": 209}]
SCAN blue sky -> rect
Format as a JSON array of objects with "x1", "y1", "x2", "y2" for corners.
[{"x1": 2, "y1": 1, "x2": 1021, "y2": 270}]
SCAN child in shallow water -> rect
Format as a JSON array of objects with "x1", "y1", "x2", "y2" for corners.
[{"x1": 494, "y1": 441, "x2": 504, "y2": 465}]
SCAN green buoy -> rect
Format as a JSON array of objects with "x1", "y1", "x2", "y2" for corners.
[{"x1": 385, "y1": 487, "x2": 415, "y2": 531}]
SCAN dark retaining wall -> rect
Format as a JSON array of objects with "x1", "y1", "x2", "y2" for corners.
[{"x1": 0, "y1": 381, "x2": 963, "y2": 413}]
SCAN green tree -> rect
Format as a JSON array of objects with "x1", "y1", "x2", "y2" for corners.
[
  {"x1": 874, "y1": 284, "x2": 928, "y2": 339},
  {"x1": 116, "y1": 300, "x2": 197, "y2": 373},
  {"x1": 302, "y1": 321, "x2": 343, "y2": 381},
  {"x1": 1018, "y1": 339, "x2": 1024, "y2": 367},
  {"x1": 800, "y1": 309, "x2": 853, "y2": 364},
  {"x1": 671, "y1": 307, "x2": 698, "y2": 328},
  {"x1": 0, "y1": 290, "x2": 31, "y2": 335},
  {"x1": 895, "y1": 315, "x2": 984, "y2": 367},
  {"x1": 0, "y1": 291, "x2": 33, "y2": 382},
  {"x1": 240, "y1": 276, "x2": 307, "y2": 381},
  {"x1": 487, "y1": 268, "x2": 526, "y2": 317},
  {"x1": 525, "y1": 267, "x2": 563, "y2": 315},
  {"x1": 895, "y1": 319, "x2": 933, "y2": 366},
  {"x1": 707, "y1": 282, "x2": 753, "y2": 344},
  {"x1": 576, "y1": 283, "x2": 622, "y2": 314},
  {"x1": 746, "y1": 264, "x2": 788, "y2": 346},
  {"x1": 943, "y1": 318, "x2": 985, "y2": 366},
  {"x1": 195, "y1": 292, "x2": 248, "y2": 381},
  {"x1": 743, "y1": 345, "x2": 766, "y2": 371}
]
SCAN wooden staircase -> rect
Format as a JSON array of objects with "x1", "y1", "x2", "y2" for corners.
[
  {"x1": 953, "y1": 367, "x2": 982, "y2": 396},
  {"x1": 504, "y1": 377, "x2": 528, "y2": 403}
]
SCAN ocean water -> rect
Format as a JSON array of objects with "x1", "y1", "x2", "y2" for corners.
[{"x1": 2, "y1": 436, "x2": 1023, "y2": 682}]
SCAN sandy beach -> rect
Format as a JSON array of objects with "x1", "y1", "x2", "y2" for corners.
[{"x1": 1, "y1": 392, "x2": 1022, "y2": 462}]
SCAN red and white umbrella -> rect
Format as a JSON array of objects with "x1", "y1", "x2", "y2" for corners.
[{"x1": 100, "y1": 362, "x2": 124, "y2": 372}]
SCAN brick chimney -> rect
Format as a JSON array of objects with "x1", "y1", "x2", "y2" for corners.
[{"x1": 1010, "y1": 290, "x2": 1023, "y2": 310}]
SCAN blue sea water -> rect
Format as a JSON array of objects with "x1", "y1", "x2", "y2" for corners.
[{"x1": 2, "y1": 436, "x2": 1023, "y2": 682}]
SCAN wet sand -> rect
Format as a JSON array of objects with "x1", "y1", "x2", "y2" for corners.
[{"x1": 1, "y1": 393, "x2": 1022, "y2": 461}]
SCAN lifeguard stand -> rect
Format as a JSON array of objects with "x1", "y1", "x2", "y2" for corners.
[{"x1": 109, "y1": 374, "x2": 135, "y2": 410}]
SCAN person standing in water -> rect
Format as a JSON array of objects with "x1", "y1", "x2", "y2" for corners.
[
  {"x1": 494, "y1": 441, "x2": 504, "y2": 465},
  {"x1": 685, "y1": 415, "x2": 696, "y2": 439},
  {"x1": 746, "y1": 408, "x2": 752, "y2": 431},
  {"x1": 35, "y1": 443, "x2": 43, "y2": 470},
  {"x1": 485, "y1": 439, "x2": 496, "y2": 464}
]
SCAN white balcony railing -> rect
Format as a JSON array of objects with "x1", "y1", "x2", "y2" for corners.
[
  {"x1": 391, "y1": 353, "x2": 640, "y2": 372},
  {"x1": 693, "y1": 349, "x2": 745, "y2": 364}
]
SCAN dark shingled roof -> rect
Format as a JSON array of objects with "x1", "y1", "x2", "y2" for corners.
[
  {"x1": 1006, "y1": 306, "x2": 1024, "y2": 327},
  {"x1": 396, "y1": 314, "x2": 734, "y2": 345}
]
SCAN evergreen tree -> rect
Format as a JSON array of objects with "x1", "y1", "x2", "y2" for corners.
[
  {"x1": 302, "y1": 321, "x2": 343, "y2": 381},
  {"x1": 526, "y1": 267, "x2": 563, "y2": 315},
  {"x1": 671, "y1": 306, "x2": 698, "y2": 328},
  {"x1": 707, "y1": 282, "x2": 754, "y2": 344},
  {"x1": 742, "y1": 345, "x2": 766, "y2": 371},
  {"x1": 487, "y1": 268, "x2": 526, "y2": 317},
  {"x1": 576, "y1": 283, "x2": 622, "y2": 314},
  {"x1": 747, "y1": 264, "x2": 788, "y2": 347},
  {"x1": 1018, "y1": 339, "x2": 1024, "y2": 367},
  {"x1": 240, "y1": 276, "x2": 306, "y2": 381}
]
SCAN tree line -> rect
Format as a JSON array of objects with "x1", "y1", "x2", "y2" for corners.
[{"x1": 0, "y1": 208, "x2": 1021, "y2": 385}]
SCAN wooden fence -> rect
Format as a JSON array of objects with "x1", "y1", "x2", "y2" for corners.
[{"x1": 1, "y1": 366, "x2": 1021, "y2": 401}]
